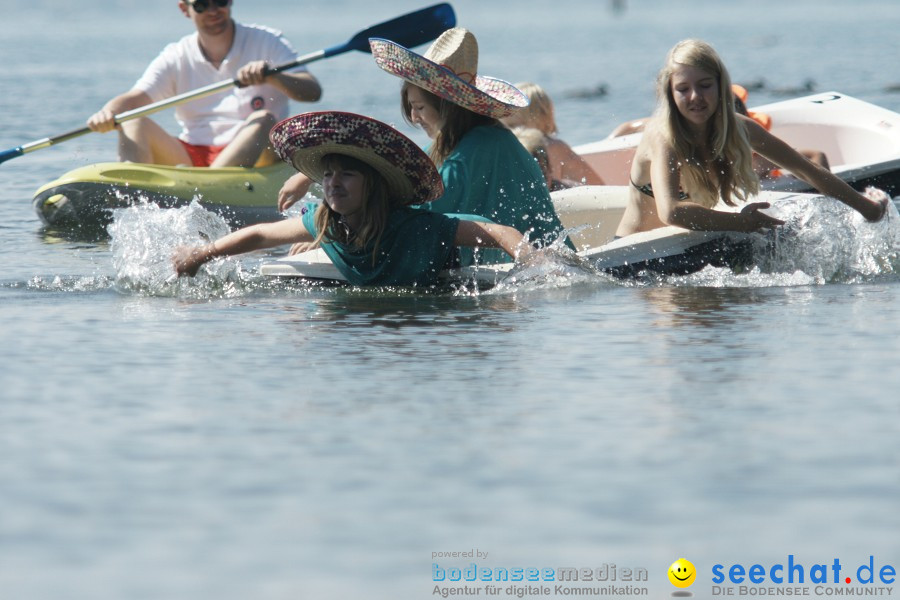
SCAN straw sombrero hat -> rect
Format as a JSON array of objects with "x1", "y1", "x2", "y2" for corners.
[
  {"x1": 269, "y1": 111, "x2": 444, "y2": 205},
  {"x1": 369, "y1": 27, "x2": 528, "y2": 119}
]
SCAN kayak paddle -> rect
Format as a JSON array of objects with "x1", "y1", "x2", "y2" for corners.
[{"x1": 0, "y1": 3, "x2": 456, "y2": 166}]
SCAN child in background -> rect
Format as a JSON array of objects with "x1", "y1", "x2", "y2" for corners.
[{"x1": 502, "y1": 81, "x2": 605, "y2": 187}]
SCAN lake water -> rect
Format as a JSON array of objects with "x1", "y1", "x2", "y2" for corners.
[{"x1": 2, "y1": 1, "x2": 900, "y2": 599}]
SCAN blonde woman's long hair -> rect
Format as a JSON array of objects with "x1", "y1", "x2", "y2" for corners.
[
  {"x1": 313, "y1": 154, "x2": 395, "y2": 263},
  {"x1": 401, "y1": 81, "x2": 502, "y2": 166},
  {"x1": 655, "y1": 39, "x2": 758, "y2": 208}
]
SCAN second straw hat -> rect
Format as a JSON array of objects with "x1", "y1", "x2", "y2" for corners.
[{"x1": 369, "y1": 27, "x2": 528, "y2": 119}]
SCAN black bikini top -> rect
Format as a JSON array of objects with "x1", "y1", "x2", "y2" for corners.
[{"x1": 631, "y1": 179, "x2": 690, "y2": 200}]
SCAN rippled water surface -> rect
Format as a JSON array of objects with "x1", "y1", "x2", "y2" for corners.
[{"x1": 2, "y1": 1, "x2": 900, "y2": 598}]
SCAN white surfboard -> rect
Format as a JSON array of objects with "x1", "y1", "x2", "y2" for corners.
[{"x1": 259, "y1": 246, "x2": 515, "y2": 285}]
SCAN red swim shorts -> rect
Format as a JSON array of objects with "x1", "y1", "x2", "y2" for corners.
[{"x1": 179, "y1": 140, "x2": 227, "y2": 167}]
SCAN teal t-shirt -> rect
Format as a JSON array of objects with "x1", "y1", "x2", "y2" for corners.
[
  {"x1": 301, "y1": 205, "x2": 460, "y2": 287},
  {"x1": 422, "y1": 125, "x2": 570, "y2": 265}
]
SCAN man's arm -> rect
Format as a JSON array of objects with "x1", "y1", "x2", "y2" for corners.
[
  {"x1": 236, "y1": 61, "x2": 322, "y2": 102},
  {"x1": 86, "y1": 89, "x2": 154, "y2": 133}
]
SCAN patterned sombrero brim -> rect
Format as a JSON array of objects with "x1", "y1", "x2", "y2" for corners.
[
  {"x1": 269, "y1": 111, "x2": 444, "y2": 205},
  {"x1": 369, "y1": 38, "x2": 529, "y2": 119}
]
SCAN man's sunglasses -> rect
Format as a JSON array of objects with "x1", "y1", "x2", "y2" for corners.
[{"x1": 187, "y1": 0, "x2": 230, "y2": 14}]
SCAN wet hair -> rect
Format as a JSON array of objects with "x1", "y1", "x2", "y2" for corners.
[
  {"x1": 510, "y1": 126, "x2": 553, "y2": 189},
  {"x1": 313, "y1": 154, "x2": 395, "y2": 261},
  {"x1": 501, "y1": 82, "x2": 558, "y2": 136},
  {"x1": 401, "y1": 81, "x2": 502, "y2": 166},
  {"x1": 654, "y1": 39, "x2": 758, "y2": 208}
]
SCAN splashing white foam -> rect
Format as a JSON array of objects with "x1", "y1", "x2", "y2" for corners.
[
  {"x1": 488, "y1": 239, "x2": 608, "y2": 294},
  {"x1": 105, "y1": 194, "x2": 900, "y2": 298},
  {"x1": 661, "y1": 194, "x2": 900, "y2": 288},
  {"x1": 108, "y1": 201, "x2": 239, "y2": 296},
  {"x1": 750, "y1": 194, "x2": 900, "y2": 284},
  {"x1": 491, "y1": 194, "x2": 900, "y2": 292}
]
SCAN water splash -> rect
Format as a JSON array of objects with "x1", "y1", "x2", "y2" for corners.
[
  {"x1": 108, "y1": 201, "x2": 247, "y2": 297},
  {"x1": 662, "y1": 195, "x2": 900, "y2": 288},
  {"x1": 752, "y1": 194, "x2": 900, "y2": 283},
  {"x1": 488, "y1": 239, "x2": 608, "y2": 294},
  {"x1": 491, "y1": 195, "x2": 900, "y2": 292},
  {"x1": 20, "y1": 275, "x2": 116, "y2": 293},
  {"x1": 104, "y1": 195, "x2": 900, "y2": 298}
]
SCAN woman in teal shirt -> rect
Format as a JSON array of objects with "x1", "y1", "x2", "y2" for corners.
[
  {"x1": 172, "y1": 111, "x2": 531, "y2": 286},
  {"x1": 370, "y1": 27, "x2": 571, "y2": 265}
]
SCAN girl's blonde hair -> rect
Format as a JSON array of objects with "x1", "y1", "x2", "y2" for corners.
[
  {"x1": 510, "y1": 126, "x2": 553, "y2": 187},
  {"x1": 313, "y1": 154, "x2": 395, "y2": 262},
  {"x1": 655, "y1": 39, "x2": 758, "y2": 208},
  {"x1": 502, "y1": 82, "x2": 558, "y2": 136},
  {"x1": 401, "y1": 81, "x2": 502, "y2": 166}
]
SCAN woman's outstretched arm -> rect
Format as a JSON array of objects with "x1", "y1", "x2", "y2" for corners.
[
  {"x1": 173, "y1": 218, "x2": 314, "y2": 276},
  {"x1": 454, "y1": 220, "x2": 533, "y2": 260},
  {"x1": 745, "y1": 115, "x2": 888, "y2": 222}
]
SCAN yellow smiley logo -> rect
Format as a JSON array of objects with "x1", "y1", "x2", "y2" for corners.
[{"x1": 668, "y1": 558, "x2": 697, "y2": 588}]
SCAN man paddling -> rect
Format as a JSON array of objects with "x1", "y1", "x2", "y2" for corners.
[{"x1": 87, "y1": 0, "x2": 321, "y2": 168}]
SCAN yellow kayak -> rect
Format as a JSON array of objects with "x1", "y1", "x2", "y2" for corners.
[{"x1": 33, "y1": 161, "x2": 295, "y2": 231}]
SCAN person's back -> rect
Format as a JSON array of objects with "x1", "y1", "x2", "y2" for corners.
[
  {"x1": 302, "y1": 203, "x2": 460, "y2": 286},
  {"x1": 369, "y1": 30, "x2": 574, "y2": 266},
  {"x1": 509, "y1": 126, "x2": 557, "y2": 189},
  {"x1": 424, "y1": 124, "x2": 566, "y2": 265},
  {"x1": 502, "y1": 81, "x2": 605, "y2": 186}
]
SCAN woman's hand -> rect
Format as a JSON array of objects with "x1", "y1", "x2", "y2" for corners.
[
  {"x1": 863, "y1": 187, "x2": 891, "y2": 223},
  {"x1": 172, "y1": 244, "x2": 216, "y2": 277},
  {"x1": 277, "y1": 172, "x2": 313, "y2": 212},
  {"x1": 739, "y1": 202, "x2": 784, "y2": 232}
]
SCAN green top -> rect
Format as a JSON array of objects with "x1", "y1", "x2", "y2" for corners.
[
  {"x1": 422, "y1": 125, "x2": 570, "y2": 265},
  {"x1": 302, "y1": 204, "x2": 460, "y2": 287}
]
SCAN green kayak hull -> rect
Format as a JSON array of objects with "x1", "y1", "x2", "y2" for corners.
[{"x1": 33, "y1": 161, "x2": 295, "y2": 232}]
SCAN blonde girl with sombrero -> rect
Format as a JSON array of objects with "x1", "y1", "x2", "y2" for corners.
[
  {"x1": 367, "y1": 27, "x2": 571, "y2": 265},
  {"x1": 616, "y1": 39, "x2": 889, "y2": 239},
  {"x1": 172, "y1": 111, "x2": 531, "y2": 286}
]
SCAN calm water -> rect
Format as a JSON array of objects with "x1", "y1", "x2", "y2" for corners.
[{"x1": 2, "y1": 1, "x2": 900, "y2": 599}]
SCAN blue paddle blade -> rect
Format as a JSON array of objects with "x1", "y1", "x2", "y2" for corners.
[
  {"x1": 344, "y1": 3, "x2": 456, "y2": 53},
  {"x1": 0, "y1": 147, "x2": 24, "y2": 165}
]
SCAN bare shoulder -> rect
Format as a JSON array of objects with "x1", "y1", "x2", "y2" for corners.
[
  {"x1": 737, "y1": 113, "x2": 767, "y2": 144},
  {"x1": 544, "y1": 136, "x2": 571, "y2": 151},
  {"x1": 544, "y1": 136, "x2": 578, "y2": 159},
  {"x1": 633, "y1": 121, "x2": 670, "y2": 165}
]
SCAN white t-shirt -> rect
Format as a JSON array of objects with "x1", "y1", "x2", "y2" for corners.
[{"x1": 134, "y1": 22, "x2": 302, "y2": 146}]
